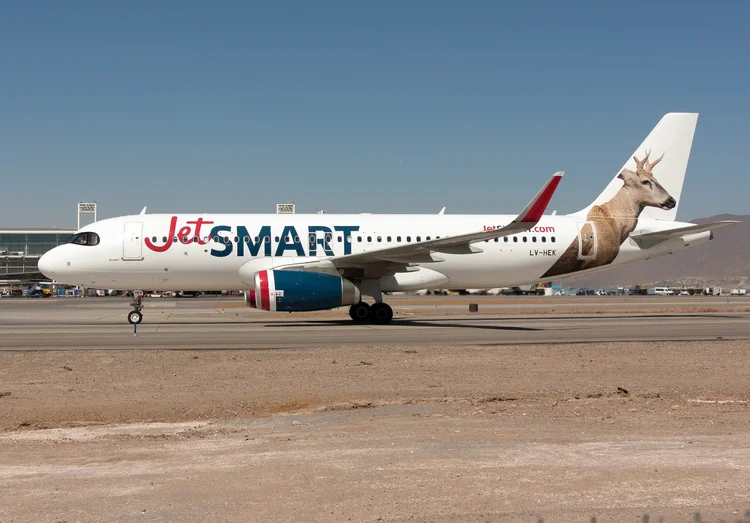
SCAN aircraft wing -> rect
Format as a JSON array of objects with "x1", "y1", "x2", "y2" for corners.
[
  {"x1": 630, "y1": 220, "x2": 740, "y2": 241},
  {"x1": 282, "y1": 172, "x2": 563, "y2": 277}
]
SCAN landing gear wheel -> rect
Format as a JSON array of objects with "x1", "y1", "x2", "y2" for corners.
[
  {"x1": 369, "y1": 303, "x2": 393, "y2": 325},
  {"x1": 128, "y1": 310, "x2": 143, "y2": 324},
  {"x1": 349, "y1": 302, "x2": 370, "y2": 322}
]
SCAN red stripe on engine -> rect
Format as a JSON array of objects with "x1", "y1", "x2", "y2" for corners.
[
  {"x1": 248, "y1": 290, "x2": 256, "y2": 308},
  {"x1": 259, "y1": 271, "x2": 271, "y2": 311}
]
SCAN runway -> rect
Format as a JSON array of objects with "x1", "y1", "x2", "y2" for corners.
[{"x1": 1, "y1": 295, "x2": 749, "y2": 350}]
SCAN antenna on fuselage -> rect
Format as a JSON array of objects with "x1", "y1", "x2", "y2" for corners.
[
  {"x1": 139, "y1": 206, "x2": 147, "y2": 215},
  {"x1": 438, "y1": 207, "x2": 446, "y2": 215}
]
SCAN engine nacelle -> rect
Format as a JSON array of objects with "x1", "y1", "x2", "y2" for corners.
[{"x1": 251, "y1": 270, "x2": 360, "y2": 312}]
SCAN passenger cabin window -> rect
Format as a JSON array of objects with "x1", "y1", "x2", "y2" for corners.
[
  {"x1": 542, "y1": 237, "x2": 546, "y2": 243},
  {"x1": 397, "y1": 236, "x2": 402, "y2": 242},
  {"x1": 551, "y1": 236, "x2": 556, "y2": 243},
  {"x1": 416, "y1": 236, "x2": 421, "y2": 242},
  {"x1": 532, "y1": 236, "x2": 537, "y2": 243},
  {"x1": 68, "y1": 232, "x2": 100, "y2": 246},
  {"x1": 407, "y1": 236, "x2": 412, "y2": 242}
]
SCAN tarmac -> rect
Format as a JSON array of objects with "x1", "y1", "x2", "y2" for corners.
[
  {"x1": 1, "y1": 295, "x2": 749, "y2": 350},
  {"x1": 2, "y1": 295, "x2": 750, "y2": 521}
]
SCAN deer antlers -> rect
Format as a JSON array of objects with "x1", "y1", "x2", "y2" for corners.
[{"x1": 633, "y1": 151, "x2": 664, "y2": 173}]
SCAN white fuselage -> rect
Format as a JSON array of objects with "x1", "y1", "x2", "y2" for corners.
[{"x1": 39, "y1": 213, "x2": 707, "y2": 291}]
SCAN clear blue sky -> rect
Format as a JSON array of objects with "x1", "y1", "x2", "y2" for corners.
[{"x1": 1, "y1": 1, "x2": 748, "y2": 227}]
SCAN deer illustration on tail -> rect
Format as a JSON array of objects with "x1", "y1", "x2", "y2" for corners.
[{"x1": 542, "y1": 151, "x2": 676, "y2": 278}]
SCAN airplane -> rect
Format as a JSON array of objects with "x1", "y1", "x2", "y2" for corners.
[{"x1": 39, "y1": 113, "x2": 738, "y2": 325}]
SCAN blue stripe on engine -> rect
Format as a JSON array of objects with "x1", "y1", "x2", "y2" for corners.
[{"x1": 272, "y1": 270, "x2": 344, "y2": 312}]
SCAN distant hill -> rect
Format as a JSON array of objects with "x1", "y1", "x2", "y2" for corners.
[{"x1": 561, "y1": 214, "x2": 749, "y2": 289}]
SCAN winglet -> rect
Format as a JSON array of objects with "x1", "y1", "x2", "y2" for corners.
[{"x1": 516, "y1": 171, "x2": 564, "y2": 223}]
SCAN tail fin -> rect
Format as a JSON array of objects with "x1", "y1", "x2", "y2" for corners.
[{"x1": 573, "y1": 112, "x2": 698, "y2": 221}]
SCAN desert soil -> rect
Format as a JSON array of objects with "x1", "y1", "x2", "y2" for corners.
[{"x1": 2, "y1": 341, "x2": 750, "y2": 521}]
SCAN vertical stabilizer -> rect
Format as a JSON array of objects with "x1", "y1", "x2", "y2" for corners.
[{"x1": 574, "y1": 113, "x2": 698, "y2": 221}]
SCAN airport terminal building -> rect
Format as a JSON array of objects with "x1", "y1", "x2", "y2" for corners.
[{"x1": 0, "y1": 228, "x2": 75, "y2": 282}]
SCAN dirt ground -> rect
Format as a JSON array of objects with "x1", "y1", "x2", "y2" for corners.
[{"x1": 2, "y1": 341, "x2": 750, "y2": 521}]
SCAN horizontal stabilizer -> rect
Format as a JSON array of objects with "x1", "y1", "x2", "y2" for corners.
[{"x1": 631, "y1": 220, "x2": 740, "y2": 241}]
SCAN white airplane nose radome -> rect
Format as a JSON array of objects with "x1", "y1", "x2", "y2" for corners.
[{"x1": 38, "y1": 250, "x2": 57, "y2": 278}]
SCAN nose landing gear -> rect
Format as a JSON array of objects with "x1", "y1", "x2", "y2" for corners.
[
  {"x1": 127, "y1": 293, "x2": 144, "y2": 324},
  {"x1": 128, "y1": 309, "x2": 143, "y2": 324}
]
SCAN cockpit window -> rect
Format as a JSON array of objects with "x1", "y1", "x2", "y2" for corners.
[{"x1": 68, "y1": 232, "x2": 100, "y2": 246}]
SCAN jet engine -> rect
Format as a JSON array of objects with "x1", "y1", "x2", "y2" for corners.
[{"x1": 249, "y1": 270, "x2": 360, "y2": 312}]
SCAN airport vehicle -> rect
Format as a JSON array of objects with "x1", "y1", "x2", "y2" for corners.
[
  {"x1": 648, "y1": 287, "x2": 673, "y2": 296},
  {"x1": 38, "y1": 113, "x2": 739, "y2": 324},
  {"x1": 25, "y1": 286, "x2": 51, "y2": 298}
]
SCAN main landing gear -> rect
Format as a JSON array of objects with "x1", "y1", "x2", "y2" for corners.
[
  {"x1": 127, "y1": 293, "x2": 144, "y2": 324},
  {"x1": 348, "y1": 302, "x2": 393, "y2": 325}
]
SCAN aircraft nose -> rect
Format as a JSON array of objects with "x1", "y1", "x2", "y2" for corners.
[{"x1": 38, "y1": 250, "x2": 59, "y2": 278}]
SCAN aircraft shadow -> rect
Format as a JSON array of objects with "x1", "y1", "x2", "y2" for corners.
[
  {"x1": 31, "y1": 312, "x2": 743, "y2": 328},
  {"x1": 262, "y1": 318, "x2": 543, "y2": 331}
]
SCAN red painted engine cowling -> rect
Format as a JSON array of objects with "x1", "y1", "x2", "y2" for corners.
[
  {"x1": 244, "y1": 289, "x2": 257, "y2": 308},
  {"x1": 252, "y1": 269, "x2": 360, "y2": 312}
]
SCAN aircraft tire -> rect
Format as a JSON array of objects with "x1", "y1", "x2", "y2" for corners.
[
  {"x1": 369, "y1": 303, "x2": 393, "y2": 325},
  {"x1": 128, "y1": 310, "x2": 143, "y2": 324},
  {"x1": 349, "y1": 302, "x2": 370, "y2": 322}
]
